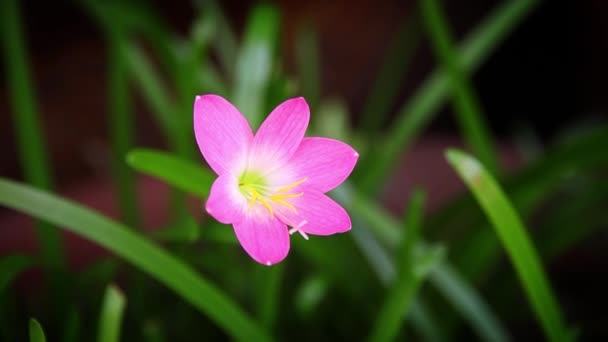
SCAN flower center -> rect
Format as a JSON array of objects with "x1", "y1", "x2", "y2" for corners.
[{"x1": 238, "y1": 172, "x2": 307, "y2": 219}]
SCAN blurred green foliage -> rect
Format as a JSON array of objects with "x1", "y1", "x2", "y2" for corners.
[{"x1": 1, "y1": 0, "x2": 606, "y2": 341}]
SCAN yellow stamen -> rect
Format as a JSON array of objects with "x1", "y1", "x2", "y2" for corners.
[
  {"x1": 258, "y1": 196, "x2": 274, "y2": 218},
  {"x1": 275, "y1": 177, "x2": 308, "y2": 194},
  {"x1": 271, "y1": 198, "x2": 298, "y2": 214},
  {"x1": 271, "y1": 192, "x2": 304, "y2": 200}
]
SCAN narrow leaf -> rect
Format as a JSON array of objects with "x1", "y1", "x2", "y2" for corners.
[
  {"x1": 0, "y1": 178, "x2": 271, "y2": 342},
  {"x1": 0, "y1": 0, "x2": 63, "y2": 271},
  {"x1": 126, "y1": 149, "x2": 215, "y2": 198},
  {"x1": 360, "y1": 0, "x2": 539, "y2": 193},
  {"x1": 446, "y1": 149, "x2": 570, "y2": 342},
  {"x1": 233, "y1": 4, "x2": 280, "y2": 128},
  {"x1": 421, "y1": 0, "x2": 499, "y2": 174},
  {"x1": 97, "y1": 285, "x2": 126, "y2": 342}
]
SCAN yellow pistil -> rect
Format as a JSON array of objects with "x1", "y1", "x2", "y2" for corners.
[{"x1": 240, "y1": 177, "x2": 308, "y2": 218}]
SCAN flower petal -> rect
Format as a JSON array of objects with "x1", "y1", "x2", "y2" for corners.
[
  {"x1": 194, "y1": 94, "x2": 253, "y2": 175},
  {"x1": 277, "y1": 190, "x2": 351, "y2": 236},
  {"x1": 286, "y1": 137, "x2": 359, "y2": 192},
  {"x1": 249, "y1": 97, "x2": 310, "y2": 172},
  {"x1": 205, "y1": 174, "x2": 247, "y2": 224},
  {"x1": 233, "y1": 216, "x2": 290, "y2": 266}
]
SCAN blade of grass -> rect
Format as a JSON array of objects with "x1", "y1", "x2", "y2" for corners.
[
  {"x1": 233, "y1": 4, "x2": 280, "y2": 128},
  {"x1": 153, "y1": 215, "x2": 201, "y2": 243},
  {"x1": 420, "y1": 0, "x2": 499, "y2": 175},
  {"x1": 359, "y1": 0, "x2": 539, "y2": 193},
  {"x1": 446, "y1": 149, "x2": 570, "y2": 342},
  {"x1": 295, "y1": 23, "x2": 321, "y2": 111},
  {"x1": 194, "y1": 0, "x2": 239, "y2": 80},
  {"x1": 256, "y1": 264, "x2": 284, "y2": 331},
  {"x1": 108, "y1": 33, "x2": 139, "y2": 227},
  {"x1": 0, "y1": 178, "x2": 272, "y2": 342},
  {"x1": 0, "y1": 255, "x2": 34, "y2": 292},
  {"x1": 0, "y1": 0, "x2": 64, "y2": 271},
  {"x1": 368, "y1": 191, "x2": 443, "y2": 342},
  {"x1": 339, "y1": 183, "x2": 511, "y2": 342},
  {"x1": 126, "y1": 148, "x2": 215, "y2": 198},
  {"x1": 359, "y1": 13, "x2": 421, "y2": 133},
  {"x1": 97, "y1": 285, "x2": 126, "y2": 342},
  {"x1": 29, "y1": 319, "x2": 46, "y2": 342},
  {"x1": 429, "y1": 264, "x2": 510, "y2": 342}
]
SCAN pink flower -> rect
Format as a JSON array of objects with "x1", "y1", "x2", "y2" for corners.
[{"x1": 194, "y1": 95, "x2": 359, "y2": 265}]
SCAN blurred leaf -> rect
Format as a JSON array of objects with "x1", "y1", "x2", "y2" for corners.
[
  {"x1": 126, "y1": 149, "x2": 215, "y2": 198},
  {"x1": 62, "y1": 308, "x2": 81, "y2": 342},
  {"x1": 29, "y1": 319, "x2": 46, "y2": 342},
  {"x1": 0, "y1": 255, "x2": 34, "y2": 292},
  {"x1": 233, "y1": 4, "x2": 280, "y2": 128},
  {"x1": 0, "y1": 0, "x2": 63, "y2": 271},
  {"x1": 429, "y1": 264, "x2": 510, "y2": 342},
  {"x1": 195, "y1": 0, "x2": 239, "y2": 79},
  {"x1": 153, "y1": 215, "x2": 201, "y2": 243},
  {"x1": 368, "y1": 191, "x2": 444, "y2": 342},
  {"x1": 360, "y1": 13, "x2": 421, "y2": 133},
  {"x1": 446, "y1": 149, "x2": 570, "y2": 342},
  {"x1": 294, "y1": 276, "x2": 328, "y2": 317},
  {"x1": 256, "y1": 263, "x2": 284, "y2": 331},
  {"x1": 0, "y1": 178, "x2": 272, "y2": 342},
  {"x1": 107, "y1": 34, "x2": 139, "y2": 227},
  {"x1": 428, "y1": 126, "x2": 608, "y2": 279},
  {"x1": 97, "y1": 285, "x2": 126, "y2": 342},
  {"x1": 314, "y1": 99, "x2": 352, "y2": 142},
  {"x1": 123, "y1": 44, "x2": 179, "y2": 144},
  {"x1": 296, "y1": 23, "x2": 321, "y2": 111},
  {"x1": 359, "y1": 0, "x2": 539, "y2": 193},
  {"x1": 421, "y1": 0, "x2": 499, "y2": 175},
  {"x1": 339, "y1": 183, "x2": 511, "y2": 342}
]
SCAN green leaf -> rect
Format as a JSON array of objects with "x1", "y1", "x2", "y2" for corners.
[
  {"x1": 233, "y1": 4, "x2": 280, "y2": 128},
  {"x1": 0, "y1": 255, "x2": 34, "y2": 293},
  {"x1": 359, "y1": 0, "x2": 539, "y2": 193},
  {"x1": 29, "y1": 319, "x2": 46, "y2": 342},
  {"x1": 194, "y1": 0, "x2": 238, "y2": 80},
  {"x1": 0, "y1": 0, "x2": 63, "y2": 271},
  {"x1": 0, "y1": 178, "x2": 271, "y2": 342},
  {"x1": 97, "y1": 285, "x2": 126, "y2": 342},
  {"x1": 339, "y1": 183, "x2": 510, "y2": 342},
  {"x1": 126, "y1": 149, "x2": 215, "y2": 198},
  {"x1": 107, "y1": 34, "x2": 139, "y2": 227},
  {"x1": 368, "y1": 191, "x2": 444, "y2": 342},
  {"x1": 446, "y1": 149, "x2": 570, "y2": 342},
  {"x1": 152, "y1": 215, "x2": 201, "y2": 243},
  {"x1": 421, "y1": 0, "x2": 499, "y2": 175},
  {"x1": 295, "y1": 23, "x2": 321, "y2": 111},
  {"x1": 429, "y1": 264, "x2": 509, "y2": 342},
  {"x1": 359, "y1": 13, "x2": 421, "y2": 134}
]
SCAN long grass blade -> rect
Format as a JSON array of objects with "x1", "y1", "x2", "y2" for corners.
[
  {"x1": 359, "y1": 13, "x2": 421, "y2": 133},
  {"x1": 341, "y1": 183, "x2": 511, "y2": 342},
  {"x1": 295, "y1": 23, "x2": 321, "y2": 111},
  {"x1": 233, "y1": 4, "x2": 280, "y2": 128},
  {"x1": 359, "y1": 0, "x2": 539, "y2": 193},
  {"x1": 420, "y1": 0, "x2": 499, "y2": 174},
  {"x1": 0, "y1": 178, "x2": 272, "y2": 342},
  {"x1": 97, "y1": 285, "x2": 126, "y2": 342},
  {"x1": 368, "y1": 191, "x2": 443, "y2": 342},
  {"x1": 446, "y1": 149, "x2": 570, "y2": 342},
  {"x1": 0, "y1": 0, "x2": 64, "y2": 271},
  {"x1": 108, "y1": 34, "x2": 139, "y2": 227}
]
